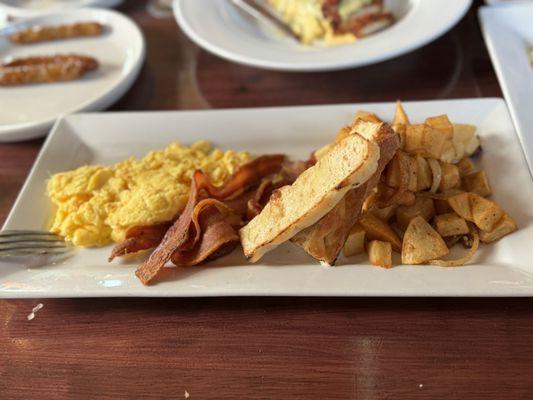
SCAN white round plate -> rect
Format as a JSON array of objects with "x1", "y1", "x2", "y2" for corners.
[
  {"x1": 0, "y1": 0, "x2": 123, "y2": 17},
  {"x1": 174, "y1": 0, "x2": 472, "y2": 72},
  {"x1": 0, "y1": 8, "x2": 145, "y2": 142}
]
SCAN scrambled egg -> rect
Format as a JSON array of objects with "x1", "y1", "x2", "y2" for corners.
[
  {"x1": 47, "y1": 141, "x2": 250, "y2": 247},
  {"x1": 268, "y1": 0, "x2": 358, "y2": 45}
]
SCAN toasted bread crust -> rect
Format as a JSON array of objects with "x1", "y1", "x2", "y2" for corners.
[
  {"x1": 292, "y1": 120, "x2": 400, "y2": 265},
  {"x1": 239, "y1": 133, "x2": 380, "y2": 262}
]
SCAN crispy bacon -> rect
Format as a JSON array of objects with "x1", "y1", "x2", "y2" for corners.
[
  {"x1": 109, "y1": 222, "x2": 171, "y2": 261},
  {"x1": 124, "y1": 154, "x2": 287, "y2": 285},
  {"x1": 192, "y1": 154, "x2": 286, "y2": 199},
  {"x1": 170, "y1": 205, "x2": 240, "y2": 266},
  {"x1": 134, "y1": 177, "x2": 202, "y2": 285}
]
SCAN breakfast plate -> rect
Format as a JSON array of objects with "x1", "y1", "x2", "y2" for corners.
[
  {"x1": 2, "y1": 98, "x2": 533, "y2": 298},
  {"x1": 173, "y1": 0, "x2": 472, "y2": 71},
  {"x1": 0, "y1": 8, "x2": 145, "y2": 142},
  {"x1": 0, "y1": 0, "x2": 123, "y2": 17},
  {"x1": 479, "y1": 4, "x2": 533, "y2": 176}
]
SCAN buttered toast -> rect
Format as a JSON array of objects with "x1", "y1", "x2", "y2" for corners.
[{"x1": 240, "y1": 130, "x2": 380, "y2": 262}]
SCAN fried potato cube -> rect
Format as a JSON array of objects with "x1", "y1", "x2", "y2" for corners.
[
  {"x1": 416, "y1": 155, "x2": 432, "y2": 191},
  {"x1": 479, "y1": 214, "x2": 517, "y2": 243},
  {"x1": 440, "y1": 141, "x2": 457, "y2": 163},
  {"x1": 470, "y1": 194, "x2": 504, "y2": 232},
  {"x1": 385, "y1": 152, "x2": 417, "y2": 191},
  {"x1": 396, "y1": 196, "x2": 435, "y2": 231},
  {"x1": 426, "y1": 115, "x2": 454, "y2": 138},
  {"x1": 425, "y1": 115, "x2": 454, "y2": 161},
  {"x1": 385, "y1": 153, "x2": 402, "y2": 188},
  {"x1": 438, "y1": 162, "x2": 460, "y2": 192},
  {"x1": 393, "y1": 100, "x2": 410, "y2": 126},
  {"x1": 367, "y1": 240, "x2": 392, "y2": 268},
  {"x1": 448, "y1": 193, "x2": 472, "y2": 220},
  {"x1": 397, "y1": 191, "x2": 416, "y2": 206},
  {"x1": 392, "y1": 103, "x2": 408, "y2": 148},
  {"x1": 457, "y1": 157, "x2": 475, "y2": 176},
  {"x1": 462, "y1": 170, "x2": 492, "y2": 197},
  {"x1": 453, "y1": 124, "x2": 479, "y2": 156},
  {"x1": 449, "y1": 193, "x2": 504, "y2": 232},
  {"x1": 407, "y1": 155, "x2": 418, "y2": 192},
  {"x1": 352, "y1": 110, "x2": 382, "y2": 124},
  {"x1": 434, "y1": 213, "x2": 469, "y2": 237},
  {"x1": 395, "y1": 125, "x2": 407, "y2": 149},
  {"x1": 402, "y1": 216, "x2": 449, "y2": 265},
  {"x1": 422, "y1": 126, "x2": 447, "y2": 160},
  {"x1": 404, "y1": 124, "x2": 425, "y2": 153},
  {"x1": 359, "y1": 212, "x2": 402, "y2": 252},
  {"x1": 344, "y1": 223, "x2": 366, "y2": 257}
]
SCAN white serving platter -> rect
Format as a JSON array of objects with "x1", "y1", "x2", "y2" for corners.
[
  {"x1": 173, "y1": 0, "x2": 472, "y2": 71},
  {"x1": 479, "y1": 4, "x2": 533, "y2": 177},
  {"x1": 1, "y1": 98, "x2": 533, "y2": 298},
  {"x1": 0, "y1": 8, "x2": 145, "y2": 142}
]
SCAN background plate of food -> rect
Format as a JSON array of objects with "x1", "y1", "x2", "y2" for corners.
[
  {"x1": 0, "y1": 7, "x2": 144, "y2": 142},
  {"x1": 173, "y1": 0, "x2": 472, "y2": 71},
  {"x1": 479, "y1": 3, "x2": 533, "y2": 176},
  {"x1": 0, "y1": 0, "x2": 123, "y2": 18},
  {"x1": 1, "y1": 98, "x2": 533, "y2": 298}
]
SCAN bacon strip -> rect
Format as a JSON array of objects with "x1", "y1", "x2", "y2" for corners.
[
  {"x1": 170, "y1": 205, "x2": 240, "y2": 266},
  {"x1": 192, "y1": 155, "x2": 285, "y2": 199},
  {"x1": 132, "y1": 155, "x2": 286, "y2": 285},
  {"x1": 134, "y1": 178, "x2": 200, "y2": 285},
  {"x1": 108, "y1": 223, "x2": 171, "y2": 261}
]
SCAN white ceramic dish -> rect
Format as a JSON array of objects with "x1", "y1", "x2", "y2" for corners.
[
  {"x1": 173, "y1": 0, "x2": 472, "y2": 71},
  {"x1": 0, "y1": 0, "x2": 123, "y2": 17},
  {"x1": 2, "y1": 98, "x2": 533, "y2": 298},
  {"x1": 479, "y1": 5, "x2": 533, "y2": 176},
  {"x1": 0, "y1": 8, "x2": 145, "y2": 142}
]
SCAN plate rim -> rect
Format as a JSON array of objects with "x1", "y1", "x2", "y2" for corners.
[
  {"x1": 0, "y1": 7, "x2": 145, "y2": 142},
  {"x1": 173, "y1": 0, "x2": 472, "y2": 72}
]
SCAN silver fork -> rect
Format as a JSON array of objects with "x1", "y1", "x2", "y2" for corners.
[{"x1": 0, "y1": 230, "x2": 70, "y2": 257}]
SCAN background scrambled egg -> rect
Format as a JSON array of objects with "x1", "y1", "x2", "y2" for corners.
[
  {"x1": 47, "y1": 140, "x2": 250, "y2": 247},
  {"x1": 268, "y1": 0, "x2": 356, "y2": 45}
]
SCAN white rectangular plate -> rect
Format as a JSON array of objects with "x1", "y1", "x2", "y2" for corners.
[
  {"x1": 479, "y1": 4, "x2": 533, "y2": 176},
  {"x1": 2, "y1": 99, "x2": 533, "y2": 298}
]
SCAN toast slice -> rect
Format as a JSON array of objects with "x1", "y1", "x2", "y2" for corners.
[
  {"x1": 239, "y1": 132, "x2": 380, "y2": 262},
  {"x1": 291, "y1": 120, "x2": 400, "y2": 265}
]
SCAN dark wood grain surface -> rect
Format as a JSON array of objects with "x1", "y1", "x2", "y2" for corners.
[{"x1": 1, "y1": 1, "x2": 532, "y2": 399}]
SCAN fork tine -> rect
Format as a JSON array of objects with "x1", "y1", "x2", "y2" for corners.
[
  {"x1": 0, "y1": 242, "x2": 68, "y2": 251},
  {"x1": 0, "y1": 237, "x2": 65, "y2": 245},
  {"x1": 0, "y1": 247, "x2": 71, "y2": 256},
  {"x1": 0, "y1": 230, "x2": 70, "y2": 257},
  {"x1": 0, "y1": 230, "x2": 62, "y2": 238}
]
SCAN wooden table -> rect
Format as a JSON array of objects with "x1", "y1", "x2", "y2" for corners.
[{"x1": 1, "y1": 2, "x2": 532, "y2": 399}]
